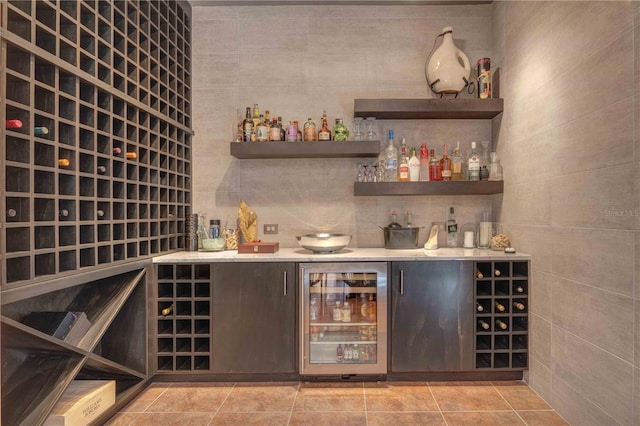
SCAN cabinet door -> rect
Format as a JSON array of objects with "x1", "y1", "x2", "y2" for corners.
[
  {"x1": 212, "y1": 262, "x2": 296, "y2": 374},
  {"x1": 390, "y1": 261, "x2": 473, "y2": 372}
]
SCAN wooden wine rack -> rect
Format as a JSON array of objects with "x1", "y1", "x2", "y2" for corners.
[
  {"x1": 1, "y1": 0, "x2": 193, "y2": 286},
  {"x1": 474, "y1": 260, "x2": 529, "y2": 370},
  {"x1": 156, "y1": 263, "x2": 212, "y2": 373}
]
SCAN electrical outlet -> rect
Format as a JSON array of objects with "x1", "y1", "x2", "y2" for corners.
[{"x1": 264, "y1": 224, "x2": 278, "y2": 235}]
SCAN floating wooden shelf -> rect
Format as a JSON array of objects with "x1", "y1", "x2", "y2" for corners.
[
  {"x1": 230, "y1": 140, "x2": 381, "y2": 159},
  {"x1": 353, "y1": 98, "x2": 503, "y2": 120},
  {"x1": 354, "y1": 181, "x2": 504, "y2": 196}
]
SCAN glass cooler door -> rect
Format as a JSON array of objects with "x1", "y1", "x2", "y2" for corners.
[{"x1": 299, "y1": 262, "x2": 387, "y2": 375}]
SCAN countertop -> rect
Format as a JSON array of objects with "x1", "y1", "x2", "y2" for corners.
[{"x1": 153, "y1": 247, "x2": 530, "y2": 263}]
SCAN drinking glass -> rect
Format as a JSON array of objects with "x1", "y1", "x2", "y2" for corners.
[
  {"x1": 365, "y1": 117, "x2": 377, "y2": 141},
  {"x1": 352, "y1": 117, "x2": 364, "y2": 141}
]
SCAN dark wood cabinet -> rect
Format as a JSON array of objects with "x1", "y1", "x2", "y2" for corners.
[
  {"x1": 212, "y1": 262, "x2": 297, "y2": 374},
  {"x1": 390, "y1": 261, "x2": 474, "y2": 372}
]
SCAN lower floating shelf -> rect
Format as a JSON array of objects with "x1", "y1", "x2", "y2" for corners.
[{"x1": 354, "y1": 181, "x2": 504, "y2": 196}]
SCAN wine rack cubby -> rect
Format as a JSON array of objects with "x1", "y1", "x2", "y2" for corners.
[
  {"x1": 1, "y1": 0, "x2": 193, "y2": 286},
  {"x1": 156, "y1": 263, "x2": 212, "y2": 373},
  {"x1": 474, "y1": 260, "x2": 529, "y2": 370}
]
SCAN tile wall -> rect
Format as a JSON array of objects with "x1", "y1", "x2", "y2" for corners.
[
  {"x1": 191, "y1": 4, "x2": 495, "y2": 247},
  {"x1": 492, "y1": 1, "x2": 640, "y2": 424}
]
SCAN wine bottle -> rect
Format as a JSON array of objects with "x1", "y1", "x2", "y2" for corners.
[
  {"x1": 337, "y1": 344, "x2": 344, "y2": 363},
  {"x1": 514, "y1": 285, "x2": 525, "y2": 293},
  {"x1": 59, "y1": 209, "x2": 69, "y2": 217},
  {"x1": 58, "y1": 158, "x2": 71, "y2": 167},
  {"x1": 478, "y1": 319, "x2": 490, "y2": 330},
  {"x1": 113, "y1": 147, "x2": 122, "y2": 155},
  {"x1": 34, "y1": 126, "x2": 49, "y2": 136},
  {"x1": 476, "y1": 269, "x2": 484, "y2": 279},
  {"x1": 97, "y1": 165, "x2": 107, "y2": 174},
  {"x1": 440, "y1": 144, "x2": 452, "y2": 181},
  {"x1": 476, "y1": 302, "x2": 484, "y2": 312},
  {"x1": 161, "y1": 304, "x2": 174, "y2": 316},
  {"x1": 6, "y1": 119, "x2": 23, "y2": 129},
  {"x1": 495, "y1": 268, "x2": 501, "y2": 277},
  {"x1": 513, "y1": 301, "x2": 526, "y2": 311},
  {"x1": 495, "y1": 319, "x2": 508, "y2": 330},
  {"x1": 126, "y1": 151, "x2": 137, "y2": 159},
  {"x1": 495, "y1": 301, "x2": 506, "y2": 312},
  {"x1": 97, "y1": 209, "x2": 105, "y2": 218}
]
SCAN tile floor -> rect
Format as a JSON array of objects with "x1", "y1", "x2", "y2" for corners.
[{"x1": 106, "y1": 381, "x2": 569, "y2": 426}]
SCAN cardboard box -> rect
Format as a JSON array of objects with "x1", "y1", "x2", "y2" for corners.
[
  {"x1": 237, "y1": 242, "x2": 279, "y2": 254},
  {"x1": 44, "y1": 380, "x2": 116, "y2": 426}
]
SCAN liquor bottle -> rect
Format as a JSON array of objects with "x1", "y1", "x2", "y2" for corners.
[
  {"x1": 295, "y1": 120, "x2": 302, "y2": 141},
  {"x1": 255, "y1": 114, "x2": 269, "y2": 141},
  {"x1": 251, "y1": 103, "x2": 261, "y2": 129},
  {"x1": 242, "y1": 107, "x2": 253, "y2": 142},
  {"x1": 446, "y1": 207, "x2": 457, "y2": 248},
  {"x1": 388, "y1": 210, "x2": 402, "y2": 228},
  {"x1": 97, "y1": 165, "x2": 107, "y2": 174},
  {"x1": 264, "y1": 110, "x2": 271, "y2": 127},
  {"x1": 476, "y1": 302, "x2": 484, "y2": 312},
  {"x1": 303, "y1": 117, "x2": 316, "y2": 141},
  {"x1": 337, "y1": 344, "x2": 344, "y2": 362},
  {"x1": 495, "y1": 301, "x2": 506, "y2": 312},
  {"x1": 408, "y1": 147, "x2": 420, "y2": 181},
  {"x1": 495, "y1": 319, "x2": 508, "y2": 330},
  {"x1": 113, "y1": 147, "x2": 122, "y2": 155},
  {"x1": 286, "y1": 121, "x2": 298, "y2": 142},
  {"x1": 406, "y1": 210, "x2": 413, "y2": 227},
  {"x1": 513, "y1": 301, "x2": 526, "y2": 311},
  {"x1": 318, "y1": 111, "x2": 331, "y2": 141},
  {"x1": 352, "y1": 344, "x2": 360, "y2": 361},
  {"x1": 398, "y1": 139, "x2": 409, "y2": 182},
  {"x1": 269, "y1": 118, "x2": 281, "y2": 141},
  {"x1": 478, "y1": 319, "x2": 490, "y2": 330},
  {"x1": 58, "y1": 158, "x2": 71, "y2": 167},
  {"x1": 428, "y1": 149, "x2": 440, "y2": 181},
  {"x1": 360, "y1": 295, "x2": 369, "y2": 318},
  {"x1": 439, "y1": 144, "x2": 452, "y2": 181},
  {"x1": 310, "y1": 297, "x2": 319, "y2": 321},
  {"x1": 367, "y1": 294, "x2": 377, "y2": 321},
  {"x1": 278, "y1": 116, "x2": 286, "y2": 141},
  {"x1": 451, "y1": 142, "x2": 464, "y2": 181},
  {"x1": 480, "y1": 140, "x2": 490, "y2": 180},
  {"x1": 333, "y1": 301, "x2": 342, "y2": 321},
  {"x1": 383, "y1": 130, "x2": 398, "y2": 181},
  {"x1": 418, "y1": 142, "x2": 430, "y2": 181},
  {"x1": 126, "y1": 151, "x2": 137, "y2": 159},
  {"x1": 333, "y1": 118, "x2": 349, "y2": 141},
  {"x1": 342, "y1": 301, "x2": 351, "y2": 322},
  {"x1": 6, "y1": 119, "x2": 23, "y2": 129},
  {"x1": 34, "y1": 126, "x2": 49, "y2": 136},
  {"x1": 344, "y1": 344, "x2": 352, "y2": 361},
  {"x1": 467, "y1": 141, "x2": 480, "y2": 181},
  {"x1": 161, "y1": 304, "x2": 174, "y2": 316}
]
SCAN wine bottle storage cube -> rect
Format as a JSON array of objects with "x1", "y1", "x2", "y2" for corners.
[
  {"x1": 474, "y1": 260, "x2": 529, "y2": 370},
  {"x1": 155, "y1": 263, "x2": 212, "y2": 373},
  {"x1": 1, "y1": 0, "x2": 192, "y2": 286}
]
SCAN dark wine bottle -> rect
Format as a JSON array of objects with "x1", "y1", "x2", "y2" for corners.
[{"x1": 6, "y1": 119, "x2": 23, "y2": 129}]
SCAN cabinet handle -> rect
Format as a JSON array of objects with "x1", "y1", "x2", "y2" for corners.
[
  {"x1": 400, "y1": 269, "x2": 404, "y2": 295},
  {"x1": 283, "y1": 270, "x2": 287, "y2": 296}
]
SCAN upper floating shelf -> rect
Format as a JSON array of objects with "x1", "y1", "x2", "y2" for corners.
[
  {"x1": 354, "y1": 181, "x2": 504, "y2": 196},
  {"x1": 353, "y1": 98, "x2": 503, "y2": 120},
  {"x1": 230, "y1": 140, "x2": 381, "y2": 159}
]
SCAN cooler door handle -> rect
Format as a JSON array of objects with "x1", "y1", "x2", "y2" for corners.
[
  {"x1": 283, "y1": 270, "x2": 287, "y2": 296},
  {"x1": 400, "y1": 269, "x2": 404, "y2": 295}
]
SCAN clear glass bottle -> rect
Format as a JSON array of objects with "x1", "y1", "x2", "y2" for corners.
[
  {"x1": 406, "y1": 210, "x2": 413, "y2": 227},
  {"x1": 467, "y1": 141, "x2": 480, "y2": 181},
  {"x1": 255, "y1": 114, "x2": 269, "y2": 142},
  {"x1": 383, "y1": 130, "x2": 398, "y2": 181},
  {"x1": 333, "y1": 301, "x2": 342, "y2": 321},
  {"x1": 451, "y1": 142, "x2": 464, "y2": 181},
  {"x1": 480, "y1": 140, "x2": 490, "y2": 180},
  {"x1": 419, "y1": 142, "x2": 430, "y2": 181},
  {"x1": 408, "y1": 147, "x2": 421, "y2": 181},
  {"x1": 342, "y1": 301, "x2": 351, "y2": 322},
  {"x1": 488, "y1": 152, "x2": 503, "y2": 181},
  {"x1": 286, "y1": 121, "x2": 298, "y2": 142},
  {"x1": 251, "y1": 103, "x2": 261, "y2": 127},
  {"x1": 318, "y1": 111, "x2": 331, "y2": 141},
  {"x1": 242, "y1": 107, "x2": 253, "y2": 142},
  {"x1": 398, "y1": 138, "x2": 409, "y2": 182},
  {"x1": 310, "y1": 297, "x2": 319, "y2": 321},
  {"x1": 439, "y1": 144, "x2": 452, "y2": 181},
  {"x1": 303, "y1": 117, "x2": 316, "y2": 141},
  {"x1": 446, "y1": 207, "x2": 457, "y2": 248}
]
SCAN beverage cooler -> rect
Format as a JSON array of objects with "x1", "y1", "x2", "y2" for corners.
[{"x1": 299, "y1": 262, "x2": 387, "y2": 376}]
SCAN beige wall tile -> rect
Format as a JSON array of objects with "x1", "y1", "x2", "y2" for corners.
[
  {"x1": 304, "y1": 53, "x2": 377, "y2": 87},
  {"x1": 239, "y1": 53, "x2": 307, "y2": 87},
  {"x1": 238, "y1": 18, "x2": 308, "y2": 53},
  {"x1": 531, "y1": 271, "x2": 552, "y2": 321},
  {"x1": 193, "y1": 6, "x2": 238, "y2": 20},
  {"x1": 192, "y1": 54, "x2": 239, "y2": 89},
  {"x1": 551, "y1": 374, "x2": 620, "y2": 426},
  {"x1": 637, "y1": 231, "x2": 640, "y2": 300},
  {"x1": 549, "y1": 164, "x2": 639, "y2": 230},
  {"x1": 530, "y1": 314, "x2": 551, "y2": 367},
  {"x1": 636, "y1": 94, "x2": 640, "y2": 163},
  {"x1": 192, "y1": 88, "x2": 239, "y2": 155},
  {"x1": 551, "y1": 227, "x2": 635, "y2": 297},
  {"x1": 499, "y1": 180, "x2": 550, "y2": 225},
  {"x1": 636, "y1": 300, "x2": 640, "y2": 368},
  {"x1": 307, "y1": 19, "x2": 380, "y2": 53},
  {"x1": 501, "y1": 225, "x2": 553, "y2": 273},
  {"x1": 192, "y1": 19, "x2": 238, "y2": 55},
  {"x1": 635, "y1": 367, "x2": 640, "y2": 426},
  {"x1": 551, "y1": 276, "x2": 634, "y2": 362},
  {"x1": 238, "y1": 86, "x2": 311, "y2": 124},
  {"x1": 527, "y1": 358, "x2": 552, "y2": 404},
  {"x1": 551, "y1": 327, "x2": 633, "y2": 425}
]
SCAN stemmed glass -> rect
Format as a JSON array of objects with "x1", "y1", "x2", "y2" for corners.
[
  {"x1": 352, "y1": 117, "x2": 364, "y2": 141},
  {"x1": 365, "y1": 117, "x2": 377, "y2": 141}
]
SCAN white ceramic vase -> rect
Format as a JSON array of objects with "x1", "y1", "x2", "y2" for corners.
[{"x1": 426, "y1": 27, "x2": 471, "y2": 95}]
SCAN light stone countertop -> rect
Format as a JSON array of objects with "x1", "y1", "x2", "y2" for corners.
[{"x1": 153, "y1": 247, "x2": 530, "y2": 263}]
